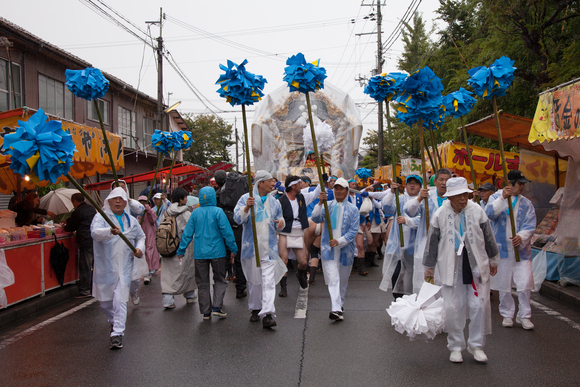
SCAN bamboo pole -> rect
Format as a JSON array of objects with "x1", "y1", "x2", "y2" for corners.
[
  {"x1": 305, "y1": 93, "x2": 333, "y2": 240},
  {"x1": 460, "y1": 117, "x2": 480, "y2": 204},
  {"x1": 66, "y1": 173, "x2": 137, "y2": 253},
  {"x1": 242, "y1": 105, "x2": 261, "y2": 268},
  {"x1": 141, "y1": 155, "x2": 164, "y2": 225},
  {"x1": 425, "y1": 143, "x2": 437, "y2": 173},
  {"x1": 93, "y1": 99, "x2": 119, "y2": 188},
  {"x1": 492, "y1": 96, "x2": 519, "y2": 262},
  {"x1": 384, "y1": 104, "x2": 404, "y2": 247},
  {"x1": 429, "y1": 123, "x2": 442, "y2": 169},
  {"x1": 156, "y1": 151, "x2": 178, "y2": 217},
  {"x1": 418, "y1": 120, "x2": 429, "y2": 232}
]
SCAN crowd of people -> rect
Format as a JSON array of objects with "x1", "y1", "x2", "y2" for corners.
[{"x1": 61, "y1": 167, "x2": 537, "y2": 361}]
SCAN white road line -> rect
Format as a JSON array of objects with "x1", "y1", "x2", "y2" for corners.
[
  {"x1": 529, "y1": 298, "x2": 580, "y2": 331},
  {"x1": 0, "y1": 298, "x2": 97, "y2": 350},
  {"x1": 294, "y1": 286, "x2": 309, "y2": 319}
]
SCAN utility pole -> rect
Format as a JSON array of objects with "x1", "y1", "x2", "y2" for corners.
[
  {"x1": 147, "y1": 8, "x2": 164, "y2": 131},
  {"x1": 359, "y1": 1, "x2": 385, "y2": 166}
]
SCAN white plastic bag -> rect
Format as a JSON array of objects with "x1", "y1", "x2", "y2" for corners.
[
  {"x1": 359, "y1": 198, "x2": 373, "y2": 216},
  {"x1": 532, "y1": 249, "x2": 547, "y2": 292},
  {"x1": 0, "y1": 249, "x2": 15, "y2": 307}
]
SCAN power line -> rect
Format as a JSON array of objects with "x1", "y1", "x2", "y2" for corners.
[{"x1": 382, "y1": 0, "x2": 422, "y2": 53}]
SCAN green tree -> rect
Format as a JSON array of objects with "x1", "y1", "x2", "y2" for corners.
[
  {"x1": 397, "y1": 13, "x2": 433, "y2": 74},
  {"x1": 183, "y1": 114, "x2": 234, "y2": 167}
]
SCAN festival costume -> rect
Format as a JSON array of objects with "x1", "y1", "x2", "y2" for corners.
[
  {"x1": 486, "y1": 191, "x2": 536, "y2": 320},
  {"x1": 423, "y1": 200, "x2": 499, "y2": 353},
  {"x1": 91, "y1": 188, "x2": 146, "y2": 338}
]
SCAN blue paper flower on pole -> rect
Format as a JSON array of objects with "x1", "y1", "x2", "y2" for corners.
[
  {"x1": 364, "y1": 72, "x2": 408, "y2": 102},
  {"x1": 151, "y1": 129, "x2": 179, "y2": 157},
  {"x1": 467, "y1": 56, "x2": 516, "y2": 100},
  {"x1": 1, "y1": 109, "x2": 76, "y2": 184},
  {"x1": 283, "y1": 53, "x2": 327, "y2": 93},
  {"x1": 395, "y1": 67, "x2": 444, "y2": 129},
  {"x1": 172, "y1": 130, "x2": 193, "y2": 151},
  {"x1": 216, "y1": 59, "x2": 267, "y2": 107},
  {"x1": 443, "y1": 88, "x2": 477, "y2": 118},
  {"x1": 355, "y1": 168, "x2": 372, "y2": 180},
  {"x1": 64, "y1": 67, "x2": 109, "y2": 100}
]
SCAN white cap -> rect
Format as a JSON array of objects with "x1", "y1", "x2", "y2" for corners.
[
  {"x1": 444, "y1": 177, "x2": 473, "y2": 197},
  {"x1": 153, "y1": 193, "x2": 163, "y2": 199},
  {"x1": 334, "y1": 177, "x2": 349, "y2": 188},
  {"x1": 254, "y1": 170, "x2": 273, "y2": 184}
]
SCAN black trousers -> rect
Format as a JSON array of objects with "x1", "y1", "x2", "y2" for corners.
[{"x1": 78, "y1": 247, "x2": 94, "y2": 296}]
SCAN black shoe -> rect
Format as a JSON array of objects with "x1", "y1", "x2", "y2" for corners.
[
  {"x1": 110, "y1": 335, "x2": 123, "y2": 349},
  {"x1": 250, "y1": 310, "x2": 261, "y2": 322},
  {"x1": 329, "y1": 311, "x2": 344, "y2": 321},
  {"x1": 262, "y1": 314, "x2": 277, "y2": 328},
  {"x1": 236, "y1": 290, "x2": 247, "y2": 299},
  {"x1": 278, "y1": 276, "x2": 288, "y2": 297},
  {"x1": 296, "y1": 269, "x2": 308, "y2": 289}
]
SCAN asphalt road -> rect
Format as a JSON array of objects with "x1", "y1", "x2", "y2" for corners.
[{"x1": 1, "y1": 261, "x2": 580, "y2": 387}]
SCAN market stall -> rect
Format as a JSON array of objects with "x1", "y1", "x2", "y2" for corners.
[{"x1": 0, "y1": 107, "x2": 125, "y2": 308}]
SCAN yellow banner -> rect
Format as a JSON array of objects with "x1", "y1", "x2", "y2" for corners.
[{"x1": 529, "y1": 81, "x2": 580, "y2": 143}]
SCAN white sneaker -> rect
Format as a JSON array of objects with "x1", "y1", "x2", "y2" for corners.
[
  {"x1": 502, "y1": 317, "x2": 514, "y2": 327},
  {"x1": 449, "y1": 351, "x2": 463, "y2": 363},
  {"x1": 468, "y1": 347, "x2": 488, "y2": 363},
  {"x1": 185, "y1": 293, "x2": 197, "y2": 304},
  {"x1": 131, "y1": 294, "x2": 140, "y2": 305},
  {"x1": 516, "y1": 317, "x2": 534, "y2": 330}
]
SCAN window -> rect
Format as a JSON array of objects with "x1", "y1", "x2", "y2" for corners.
[
  {"x1": 118, "y1": 106, "x2": 137, "y2": 149},
  {"x1": 142, "y1": 117, "x2": 155, "y2": 151},
  {"x1": 0, "y1": 59, "x2": 22, "y2": 112},
  {"x1": 38, "y1": 74, "x2": 73, "y2": 119},
  {"x1": 87, "y1": 98, "x2": 110, "y2": 126}
]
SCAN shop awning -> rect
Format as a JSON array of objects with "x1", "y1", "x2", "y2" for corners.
[
  {"x1": 0, "y1": 107, "x2": 125, "y2": 195},
  {"x1": 463, "y1": 112, "x2": 556, "y2": 157},
  {"x1": 529, "y1": 78, "x2": 580, "y2": 162},
  {"x1": 84, "y1": 163, "x2": 207, "y2": 191}
]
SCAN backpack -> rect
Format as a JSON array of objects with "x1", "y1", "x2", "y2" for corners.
[
  {"x1": 218, "y1": 172, "x2": 249, "y2": 228},
  {"x1": 156, "y1": 215, "x2": 180, "y2": 257}
]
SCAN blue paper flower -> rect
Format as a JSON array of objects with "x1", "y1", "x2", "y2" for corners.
[
  {"x1": 467, "y1": 56, "x2": 516, "y2": 100},
  {"x1": 216, "y1": 59, "x2": 267, "y2": 107},
  {"x1": 443, "y1": 88, "x2": 477, "y2": 118},
  {"x1": 364, "y1": 72, "x2": 407, "y2": 102},
  {"x1": 172, "y1": 130, "x2": 193, "y2": 151},
  {"x1": 151, "y1": 129, "x2": 180, "y2": 156},
  {"x1": 1, "y1": 109, "x2": 76, "y2": 184},
  {"x1": 395, "y1": 67, "x2": 444, "y2": 129},
  {"x1": 283, "y1": 53, "x2": 327, "y2": 94},
  {"x1": 355, "y1": 168, "x2": 372, "y2": 180},
  {"x1": 65, "y1": 67, "x2": 109, "y2": 101}
]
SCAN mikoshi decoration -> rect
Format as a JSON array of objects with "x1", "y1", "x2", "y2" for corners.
[
  {"x1": 467, "y1": 56, "x2": 520, "y2": 261},
  {"x1": 443, "y1": 88, "x2": 479, "y2": 202},
  {"x1": 395, "y1": 67, "x2": 445, "y2": 232},
  {"x1": 64, "y1": 67, "x2": 120, "y2": 188},
  {"x1": 216, "y1": 59, "x2": 267, "y2": 268},
  {"x1": 283, "y1": 53, "x2": 333, "y2": 239},
  {"x1": 1, "y1": 109, "x2": 136, "y2": 253},
  {"x1": 364, "y1": 72, "x2": 407, "y2": 247},
  {"x1": 355, "y1": 168, "x2": 372, "y2": 181}
]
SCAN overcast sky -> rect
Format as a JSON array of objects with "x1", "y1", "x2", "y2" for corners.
[{"x1": 3, "y1": 0, "x2": 442, "y2": 160}]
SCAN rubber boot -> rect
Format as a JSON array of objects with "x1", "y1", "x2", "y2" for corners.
[
  {"x1": 309, "y1": 266, "x2": 317, "y2": 285},
  {"x1": 368, "y1": 251, "x2": 379, "y2": 267},
  {"x1": 352, "y1": 257, "x2": 359, "y2": 272},
  {"x1": 358, "y1": 258, "x2": 368, "y2": 276},
  {"x1": 377, "y1": 246, "x2": 384, "y2": 260},
  {"x1": 278, "y1": 276, "x2": 288, "y2": 297},
  {"x1": 296, "y1": 269, "x2": 308, "y2": 289}
]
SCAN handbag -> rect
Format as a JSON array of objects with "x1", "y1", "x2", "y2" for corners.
[{"x1": 359, "y1": 197, "x2": 373, "y2": 216}]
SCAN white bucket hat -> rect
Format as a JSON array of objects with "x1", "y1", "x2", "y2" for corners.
[
  {"x1": 443, "y1": 177, "x2": 473, "y2": 197},
  {"x1": 334, "y1": 177, "x2": 349, "y2": 189}
]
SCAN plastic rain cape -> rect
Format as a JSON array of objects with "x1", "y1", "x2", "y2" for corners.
[
  {"x1": 387, "y1": 281, "x2": 445, "y2": 341},
  {"x1": 251, "y1": 83, "x2": 363, "y2": 182}
]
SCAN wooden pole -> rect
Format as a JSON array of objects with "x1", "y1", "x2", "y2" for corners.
[
  {"x1": 305, "y1": 93, "x2": 333, "y2": 240},
  {"x1": 418, "y1": 120, "x2": 429, "y2": 232},
  {"x1": 93, "y1": 99, "x2": 119, "y2": 188},
  {"x1": 141, "y1": 155, "x2": 164, "y2": 225},
  {"x1": 242, "y1": 105, "x2": 261, "y2": 268},
  {"x1": 384, "y1": 104, "x2": 404, "y2": 247},
  {"x1": 492, "y1": 97, "x2": 520, "y2": 262},
  {"x1": 429, "y1": 124, "x2": 442, "y2": 169},
  {"x1": 461, "y1": 117, "x2": 480, "y2": 204}
]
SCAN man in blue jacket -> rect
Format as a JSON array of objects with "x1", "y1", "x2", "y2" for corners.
[{"x1": 176, "y1": 186, "x2": 238, "y2": 320}]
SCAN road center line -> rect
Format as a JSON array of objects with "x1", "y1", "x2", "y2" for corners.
[
  {"x1": 518, "y1": 291, "x2": 580, "y2": 331},
  {"x1": 0, "y1": 298, "x2": 97, "y2": 350},
  {"x1": 294, "y1": 286, "x2": 309, "y2": 319}
]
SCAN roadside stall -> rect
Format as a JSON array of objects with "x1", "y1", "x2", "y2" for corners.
[{"x1": 0, "y1": 107, "x2": 124, "y2": 308}]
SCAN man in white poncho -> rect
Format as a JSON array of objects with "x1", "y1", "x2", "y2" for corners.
[
  {"x1": 423, "y1": 177, "x2": 499, "y2": 364},
  {"x1": 91, "y1": 187, "x2": 145, "y2": 350},
  {"x1": 234, "y1": 170, "x2": 286, "y2": 329}
]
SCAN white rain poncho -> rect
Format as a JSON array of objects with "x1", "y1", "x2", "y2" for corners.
[
  {"x1": 486, "y1": 191, "x2": 536, "y2": 292},
  {"x1": 378, "y1": 191, "x2": 420, "y2": 293},
  {"x1": 423, "y1": 200, "x2": 499, "y2": 336},
  {"x1": 91, "y1": 187, "x2": 146, "y2": 302},
  {"x1": 234, "y1": 185, "x2": 287, "y2": 285},
  {"x1": 404, "y1": 189, "x2": 447, "y2": 291}
]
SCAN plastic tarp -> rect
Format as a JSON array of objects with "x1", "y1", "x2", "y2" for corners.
[{"x1": 251, "y1": 83, "x2": 363, "y2": 182}]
